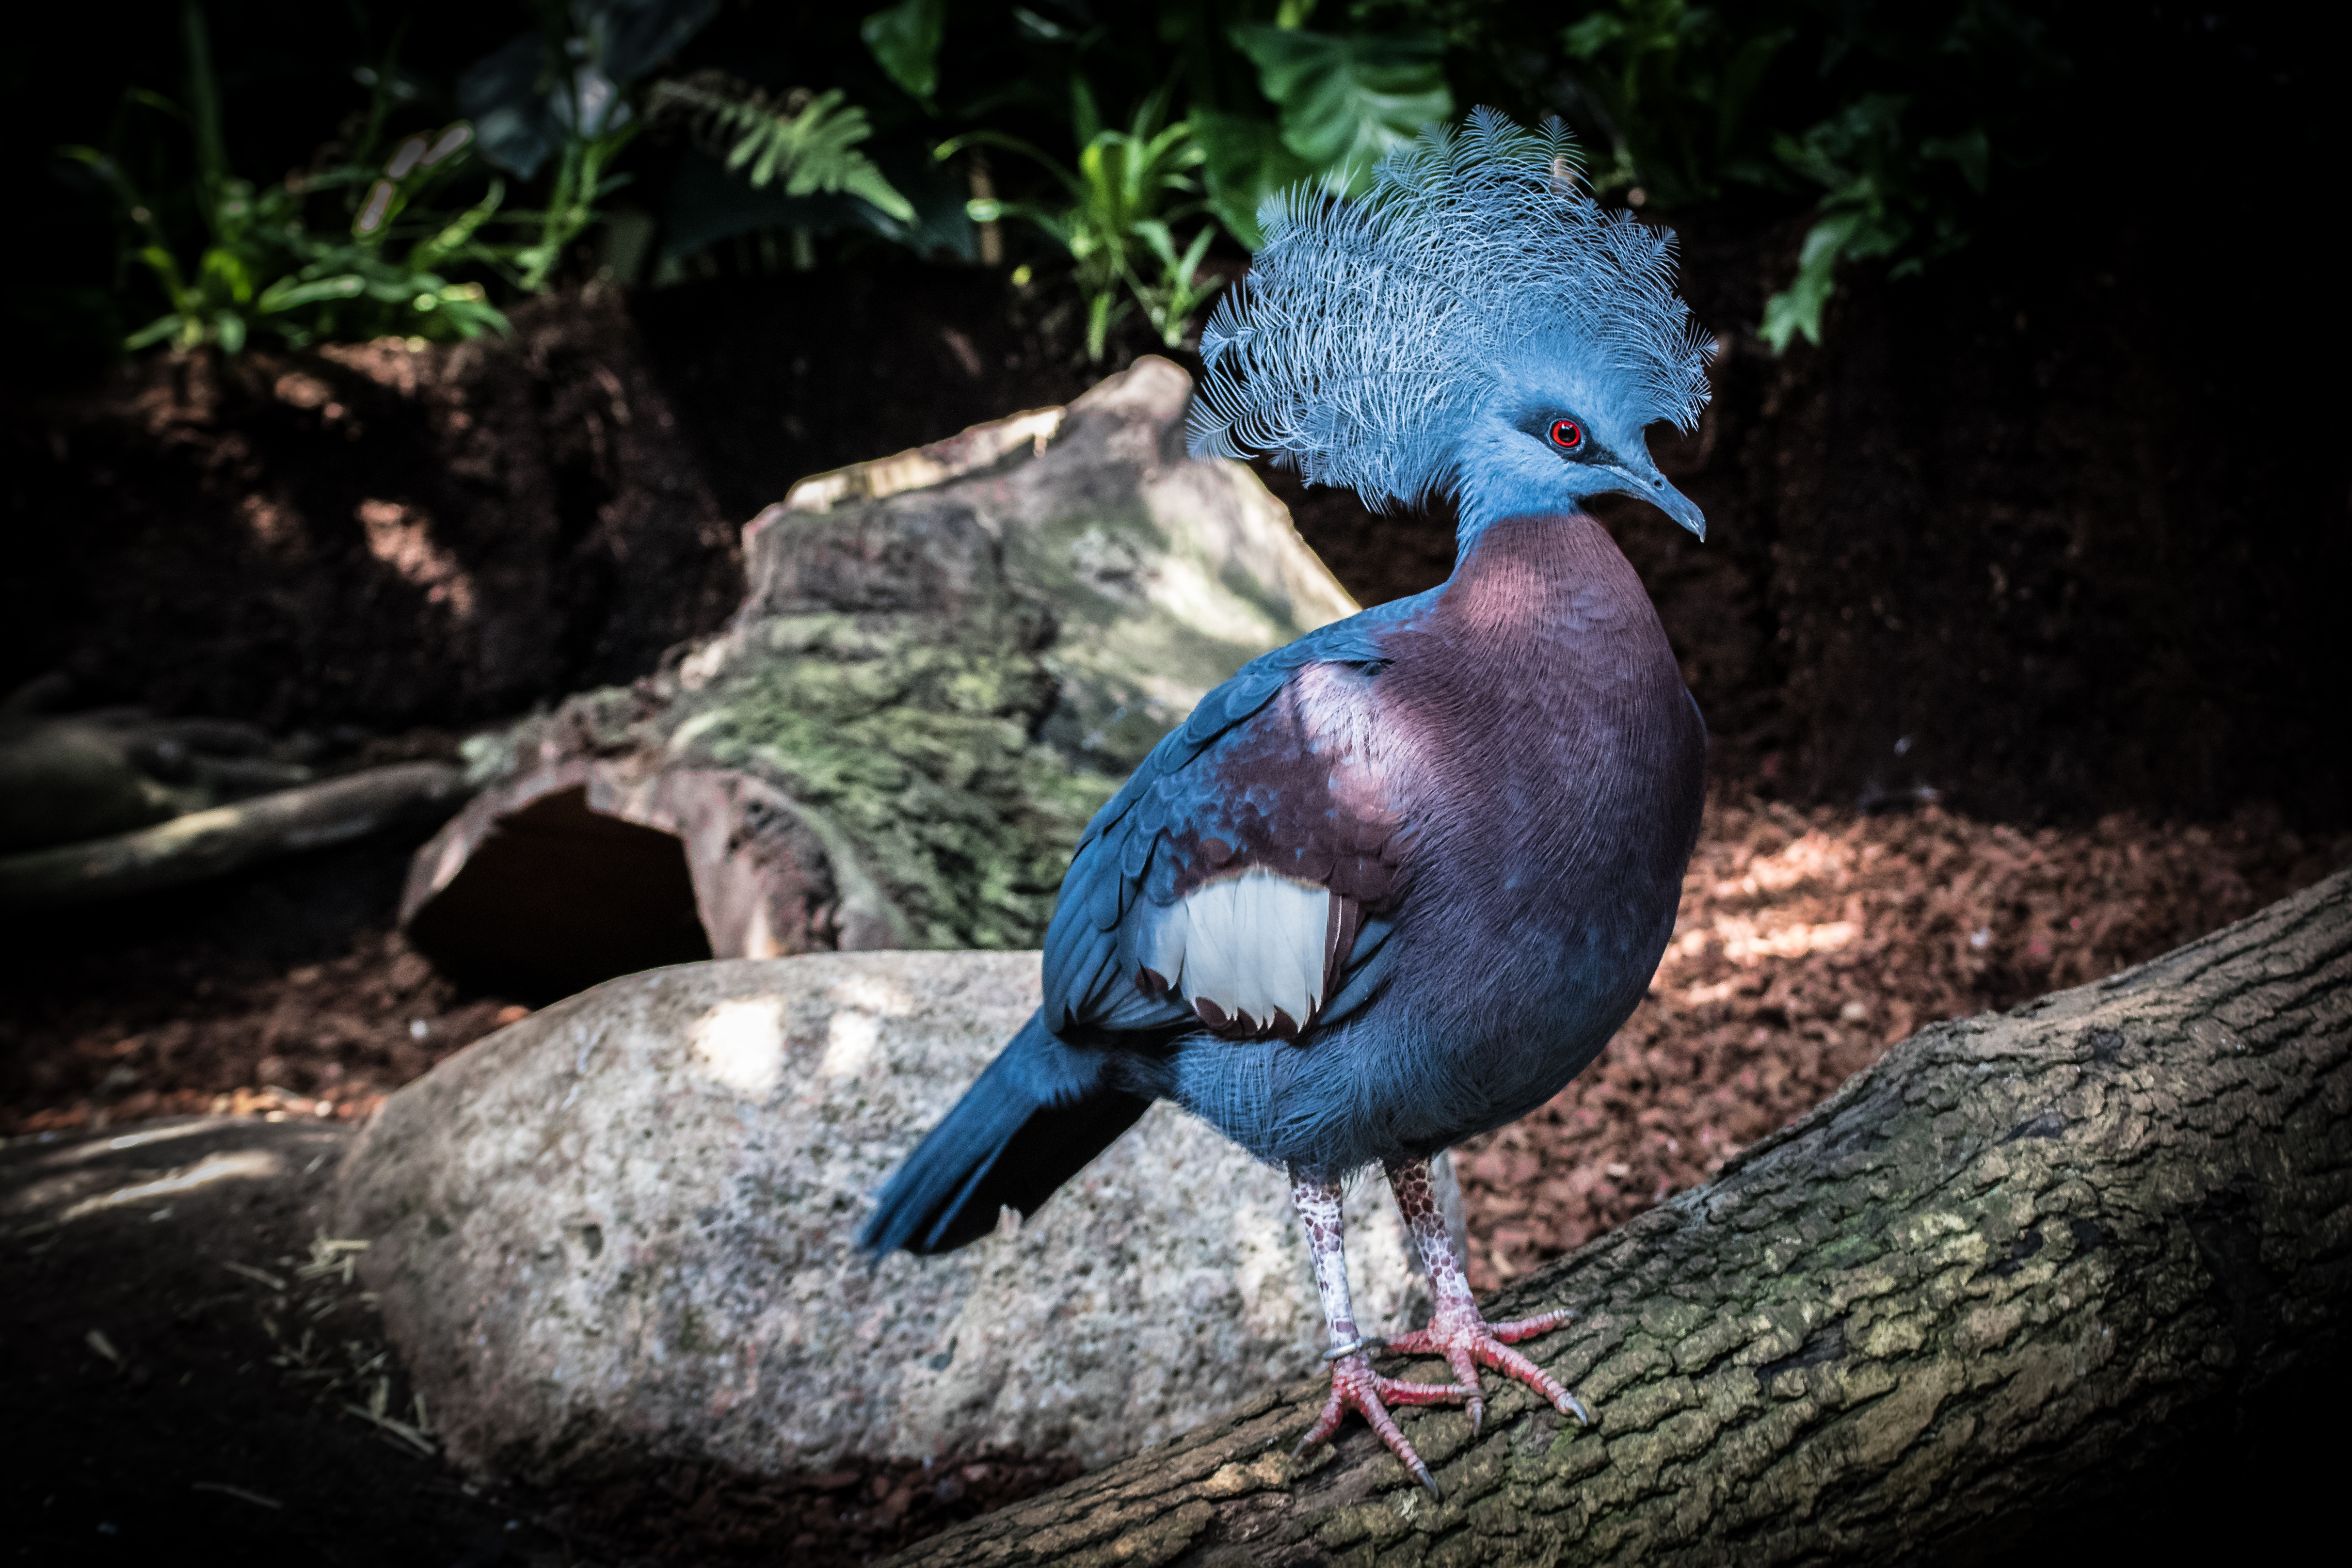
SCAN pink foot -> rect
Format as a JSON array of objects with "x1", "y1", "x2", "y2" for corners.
[
  {"x1": 1381, "y1": 1305, "x2": 1588, "y2": 1436},
  {"x1": 1296, "y1": 1348, "x2": 1468, "y2": 1495}
]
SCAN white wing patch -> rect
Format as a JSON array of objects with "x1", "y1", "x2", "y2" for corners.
[{"x1": 1143, "y1": 869, "x2": 1332, "y2": 1040}]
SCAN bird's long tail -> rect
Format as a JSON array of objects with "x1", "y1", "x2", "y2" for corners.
[{"x1": 859, "y1": 1011, "x2": 1151, "y2": 1256}]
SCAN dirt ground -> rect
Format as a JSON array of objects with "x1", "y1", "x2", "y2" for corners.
[{"x1": 5, "y1": 795, "x2": 2342, "y2": 1566}]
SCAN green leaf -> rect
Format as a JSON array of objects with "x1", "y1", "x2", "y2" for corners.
[
  {"x1": 1561, "y1": 12, "x2": 1627, "y2": 60},
  {"x1": 1191, "y1": 110, "x2": 1313, "y2": 248},
  {"x1": 212, "y1": 309, "x2": 246, "y2": 354},
  {"x1": 862, "y1": 0, "x2": 946, "y2": 106},
  {"x1": 431, "y1": 294, "x2": 512, "y2": 339},
  {"x1": 1778, "y1": 93, "x2": 1910, "y2": 190},
  {"x1": 256, "y1": 274, "x2": 368, "y2": 313},
  {"x1": 124, "y1": 313, "x2": 184, "y2": 351},
  {"x1": 1229, "y1": 25, "x2": 1452, "y2": 193},
  {"x1": 1760, "y1": 209, "x2": 1864, "y2": 352},
  {"x1": 842, "y1": 164, "x2": 918, "y2": 223},
  {"x1": 1131, "y1": 217, "x2": 1175, "y2": 267},
  {"x1": 409, "y1": 178, "x2": 507, "y2": 272},
  {"x1": 660, "y1": 80, "x2": 917, "y2": 222},
  {"x1": 1920, "y1": 126, "x2": 1991, "y2": 193},
  {"x1": 198, "y1": 246, "x2": 255, "y2": 306},
  {"x1": 134, "y1": 244, "x2": 192, "y2": 304},
  {"x1": 1085, "y1": 289, "x2": 1124, "y2": 362},
  {"x1": 123, "y1": 88, "x2": 189, "y2": 128}
]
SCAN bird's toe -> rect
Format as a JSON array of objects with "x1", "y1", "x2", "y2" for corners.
[
  {"x1": 1380, "y1": 1304, "x2": 1586, "y2": 1428},
  {"x1": 1298, "y1": 1352, "x2": 1457, "y2": 1497},
  {"x1": 1486, "y1": 1306, "x2": 1576, "y2": 1344}
]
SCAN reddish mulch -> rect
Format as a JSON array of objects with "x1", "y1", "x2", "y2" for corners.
[
  {"x1": 0, "y1": 923, "x2": 522, "y2": 1138},
  {"x1": 1454, "y1": 798, "x2": 2350, "y2": 1292}
]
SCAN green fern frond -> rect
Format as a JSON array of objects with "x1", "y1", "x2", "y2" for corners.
[{"x1": 652, "y1": 75, "x2": 915, "y2": 222}]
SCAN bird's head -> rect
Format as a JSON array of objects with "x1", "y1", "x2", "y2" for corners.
[
  {"x1": 1190, "y1": 110, "x2": 1714, "y2": 544},
  {"x1": 1448, "y1": 347, "x2": 1710, "y2": 538}
]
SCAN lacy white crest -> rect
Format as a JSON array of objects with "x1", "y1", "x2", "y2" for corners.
[{"x1": 1189, "y1": 108, "x2": 1712, "y2": 513}]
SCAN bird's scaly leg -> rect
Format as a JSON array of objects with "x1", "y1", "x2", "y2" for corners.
[
  {"x1": 1289, "y1": 1168, "x2": 1465, "y2": 1496},
  {"x1": 1379, "y1": 1155, "x2": 1589, "y2": 1436}
]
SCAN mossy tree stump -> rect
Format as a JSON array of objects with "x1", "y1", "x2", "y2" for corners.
[{"x1": 401, "y1": 358, "x2": 1355, "y2": 995}]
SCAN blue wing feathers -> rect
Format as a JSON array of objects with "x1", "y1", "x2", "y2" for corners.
[{"x1": 1069, "y1": 595, "x2": 1417, "y2": 860}]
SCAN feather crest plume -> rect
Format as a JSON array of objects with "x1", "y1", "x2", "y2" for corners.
[{"x1": 1188, "y1": 108, "x2": 1712, "y2": 511}]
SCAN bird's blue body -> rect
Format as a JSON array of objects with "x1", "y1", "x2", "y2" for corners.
[
  {"x1": 864, "y1": 503, "x2": 1705, "y2": 1252},
  {"x1": 1085, "y1": 508, "x2": 1702, "y2": 1156},
  {"x1": 863, "y1": 112, "x2": 1715, "y2": 1260},
  {"x1": 862, "y1": 109, "x2": 1717, "y2": 1488}
]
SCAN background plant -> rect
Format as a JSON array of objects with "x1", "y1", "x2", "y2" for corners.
[
  {"x1": 51, "y1": 0, "x2": 920, "y2": 359},
  {"x1": 24, "y1": 0, "x2": 2080, "y2": 372},
  {"x1": 64, "y1": 3, "x2": 508, "y2": 353},
  {"x1": 856, "y1": 0, "x2": 1456, "y2": 356},
  {"x1": 1544, "y1": 0, "x2": 2066, "y2": 348},
  {"x1": 942, "y1": 85, "x2": 1219, "y2": 360},
  {"x1": 649, "y1": 73, "x2": 914, "y2": 224},
  {"x1": 455, "y1": 0, "x2": 917, "y2": 291}
]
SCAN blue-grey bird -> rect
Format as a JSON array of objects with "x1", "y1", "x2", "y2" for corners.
[{"x1": 862, "y1": 109, "x2": 1713, "y2": 1492}]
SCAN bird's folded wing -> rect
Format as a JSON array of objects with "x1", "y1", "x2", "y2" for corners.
[{"x1": 1042, "y1": 608, "x2": 1421, "y2": 1044}]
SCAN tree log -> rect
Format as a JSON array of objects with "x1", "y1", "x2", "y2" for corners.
[
  {"x1": 0, "y1": 761, "x2": 465, "y2": 908},
  {"x1": 884, "y1": 868, "x2": 2352, "y2": 1568}
]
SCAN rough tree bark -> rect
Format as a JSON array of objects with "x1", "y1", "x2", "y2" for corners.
[{"x1": 883, "y1": 868, "x2": 2352, "y2": 1568}]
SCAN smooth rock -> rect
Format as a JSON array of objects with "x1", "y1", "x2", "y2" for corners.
[{"x1": 333, "y1": 951, "x2": 1459, "y2": 1483}]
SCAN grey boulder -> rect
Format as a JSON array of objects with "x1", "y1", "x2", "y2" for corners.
[{"x1": 334, "y1": 951, "x2": 1461, "y2": 1482}]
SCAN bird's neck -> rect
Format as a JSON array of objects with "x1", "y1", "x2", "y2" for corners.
[{"x1": 1434, "y1": 512, "x2": 1648, "y2": 656}]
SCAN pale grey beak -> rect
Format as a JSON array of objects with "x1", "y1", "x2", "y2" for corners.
[{"x1": 1603, "y1": 457, "x2": 1707, "y2": 540}]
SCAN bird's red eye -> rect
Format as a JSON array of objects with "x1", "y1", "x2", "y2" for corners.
[{"x1": 1549, "y1": 419, "x2": 1584, "y2": 450}]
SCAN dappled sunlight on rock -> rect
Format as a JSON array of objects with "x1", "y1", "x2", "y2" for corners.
[
  {"x1": 689, "y1": 996, "x2": 788, "y2": 1098},
  {"x1": 817, "y1": 1008, "x2": 882, "y2": 1082}
]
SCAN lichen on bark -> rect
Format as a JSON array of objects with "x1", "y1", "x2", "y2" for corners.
[
  {"x1": 672, "y1": 605, "x2": 1116, "y2": 951},
  {"x1": 472, "y1": 585, "x2": 1117, "y2": 953}
]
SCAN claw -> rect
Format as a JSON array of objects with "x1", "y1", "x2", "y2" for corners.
[{"x1": 1299, "y1": 1350, "x2": 1461, "y2": 1497}]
